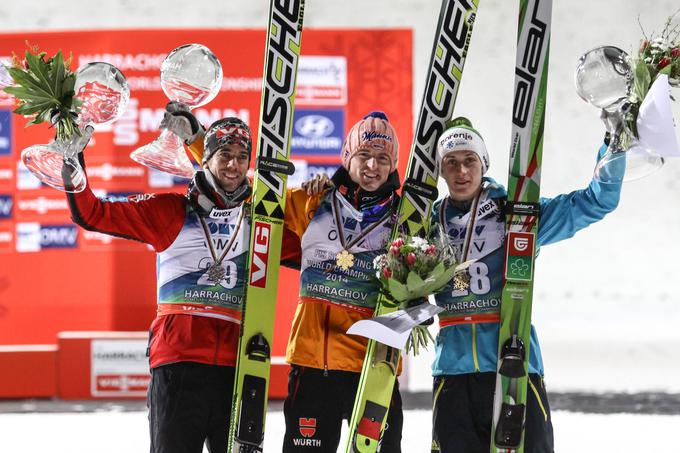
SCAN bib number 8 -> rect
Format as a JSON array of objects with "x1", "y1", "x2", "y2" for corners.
[{"x1": 451, "y1": 262, "x2": 491, "y2": 297}]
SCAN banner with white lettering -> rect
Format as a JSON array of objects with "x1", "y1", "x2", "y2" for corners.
[
  {"x1": 91, "y1": 339, "x2": 150, "y2": 397},
  {"x1": 0, "y1": 29, "x2": 413, "y2": 355}
]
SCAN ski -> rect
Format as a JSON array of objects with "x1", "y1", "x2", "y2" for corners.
[
  {"x1": 227, "y1": 1, "x2": 305, "y2": 452},
  {"x1": 490, "y1": 1, "x2": 552, "y2": 452},
  {"x1": 345, "y1": 1, "x2": 480, "y2": 452}
]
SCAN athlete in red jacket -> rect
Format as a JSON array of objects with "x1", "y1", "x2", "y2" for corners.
[{"x1": 63, "y1": 113, "x2": 297, "y2": 453}]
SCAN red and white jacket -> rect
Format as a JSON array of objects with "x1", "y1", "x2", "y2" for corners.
[{"x1": 67, "y1": 181, "x2": 298, "y2": 369}]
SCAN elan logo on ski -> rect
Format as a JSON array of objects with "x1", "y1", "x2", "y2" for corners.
[
  {"x1": 505, "y1": 231, "x2": 535, "y2": 282},
  {"x1": 249, "y1": 221, "x2": 271, "y2": 288},
  {"x1": 299, "y1": 417, "x2": 317, "y2": 437}
]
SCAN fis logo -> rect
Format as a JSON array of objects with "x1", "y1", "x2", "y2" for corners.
[
  {"x1": 299, "y1": 417, "x2": 317, "y2": 437},
  {"x1": 249, "y1": 221, "x2": 271, "y2": 288},
  {"x1": 0, "y1": 194, "x2": 12, "y2": 219}
]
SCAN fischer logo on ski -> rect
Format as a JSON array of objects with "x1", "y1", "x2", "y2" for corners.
[
  {"x1": 404, "y1": 0, "x2": 477, "y2": 235},
  {"x1": 255, "y1": 0, "x2": 303, "y2": 215},
  {"x1": 249, "y1": 222, "x2": 271, "y2": 288},
  {"x1": 345, "y1": 2, "x2": 481, "y2": 452}
]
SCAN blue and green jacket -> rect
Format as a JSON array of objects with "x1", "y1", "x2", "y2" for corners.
[{"x1": 431, "y1": 145, "x2": 622, "y2": 376}]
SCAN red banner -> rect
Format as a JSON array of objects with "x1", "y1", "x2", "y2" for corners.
[{"x1": 0, "y1": 29, "x2": 413, "y2": 357}]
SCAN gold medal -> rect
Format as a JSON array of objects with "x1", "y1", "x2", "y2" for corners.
[
  {"x1": 453, "y1": 272, "x2": 471, "y2": 291},
  {"x1": 336, "y1": 250, "x2": 355, "y2": 271}
]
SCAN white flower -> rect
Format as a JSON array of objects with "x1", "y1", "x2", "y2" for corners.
[
  {"x1": 409, "y1": 237, "x2": 427, "y2": 249},
  {"x1": 652, "y1": 37, "x2": 669, "y2": 50},
  {"x1": 373, "y1": 254, "x2": 387, "y2": 270}
]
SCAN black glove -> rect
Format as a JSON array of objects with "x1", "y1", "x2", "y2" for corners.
[{"x1": 159, "y1": 101, "x2": 204, "y2": 145}]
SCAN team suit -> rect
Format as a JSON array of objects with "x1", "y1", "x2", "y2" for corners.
[
  {"x1": 64, "y1": 118, "x2": 296, "y2": 453},
  {"x1": 281, "y1": 112, "x2": 404, "y2": 452},
  {"x1": 430, "y1": 144, "x2": 622, "y2": 453}
]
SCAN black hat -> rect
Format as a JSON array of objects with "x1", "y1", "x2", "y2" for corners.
[{"x1": 203, "y1": 117, "x2": 252, "y2": 165}]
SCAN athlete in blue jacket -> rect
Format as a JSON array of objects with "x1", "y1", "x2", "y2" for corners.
[{"x1": 429, "y1": 116, "x2": 623, "y2": 453}]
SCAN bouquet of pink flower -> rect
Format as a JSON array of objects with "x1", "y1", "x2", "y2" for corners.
[
  {"x1": 373, "y1": 234, "x2": 469, "y2": 306},
  {"x1": 372, "y1": 233, "x2": 471, "y2": 355}
]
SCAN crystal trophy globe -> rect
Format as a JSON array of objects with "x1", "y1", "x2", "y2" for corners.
[
  {"x1": 575, "y1": 46, "x2": 664, "y2": 183},
  {"x1": 21, "y1": 62, "x2": 130, "y2": 192},
  {"x1": 129, "y1": 44, "x2": 223, "y2": 178}
]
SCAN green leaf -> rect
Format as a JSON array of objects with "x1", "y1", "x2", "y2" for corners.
[
  {"x1": 6, "y1": 67, "x2": 45, "y2": 93},
  {"x1": 659, "y1": 65, "x2": 672, "y2": 76},
  {"x1": 406, "y1": 271, "x2": 426, "y2": 295},
  {"x1": 25, "y1": 51, "x2": 57, "y2": 100},
  {"x1": 49, "y1": 52, "x2": 66, "y2": 99},
  {"x1": 634, "y1": 60, "x2": 651, "y2": 102},
  {"x1": 386, "y1": 279, "x2": 409, "y2": 302}
]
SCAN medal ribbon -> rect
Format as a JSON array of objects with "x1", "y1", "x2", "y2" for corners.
[
  {"x1": 331, "y1": 191, "x2": 393, "y2": 254},
  {"x1": 198, "y1": 205, "x2": 247, "y2": 272}
]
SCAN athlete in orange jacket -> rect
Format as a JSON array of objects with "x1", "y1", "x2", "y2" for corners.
[{"x1": 281, "y1": 112, "x2": 404, "y2": 452}]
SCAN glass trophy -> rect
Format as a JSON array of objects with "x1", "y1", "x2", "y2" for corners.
[
  {"x1": 575, "y1": 46, "x2": 664, "y2": 183},
  {"x1": 129, "y1": 44, "x2": 223, "y2": 178},
  {"x1": 20, "y1": 62, "x2": 130, "y2": 192}
]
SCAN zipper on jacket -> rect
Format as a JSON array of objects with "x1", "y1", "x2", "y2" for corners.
[
  {"x1": 471, "y1": 324, "x2": 480, "y2": 372},
  {"x1": 323, "y1": 305, "x2": 331, "y2": 376}
]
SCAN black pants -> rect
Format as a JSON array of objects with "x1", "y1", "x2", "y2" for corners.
[
  {"x1": 283, "y1": 365, "x2": 403, "y2": 452},
  {"x1": 148, "y1": 362, "x2": 235, "y2": 453},
  {"x1": 432, "y1": 373, "x2": 554, "y2": 453}
]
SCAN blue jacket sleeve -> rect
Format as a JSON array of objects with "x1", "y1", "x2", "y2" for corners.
[{"x1": 537, "y1": 143, "x2": 622, "y2": 247}]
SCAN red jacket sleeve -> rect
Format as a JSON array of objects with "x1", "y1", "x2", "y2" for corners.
[{"x1": 66, "y1": 182, "x2": 187, "y2": 252}]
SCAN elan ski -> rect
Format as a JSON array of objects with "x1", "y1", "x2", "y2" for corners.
[
  {"x1": 227, "y1": 1, "x2": 305, "y2": 452},
  {"x1": 345, "y1": 1, "x2": 480, "y2": 452},
  {"x1": 490, "y1": 1, "x2": 552, "y2": 452}
]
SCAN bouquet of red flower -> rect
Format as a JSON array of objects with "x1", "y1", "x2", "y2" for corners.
[
  {"x1": 372, "y1": 233, "x2": 471, "y2": 355},
  {"x1": 373, "y1": 234, "x2": 469, "y2": 306},
  {"x1": 627, "y1": 12, "x2": 680, "y2": 137}
]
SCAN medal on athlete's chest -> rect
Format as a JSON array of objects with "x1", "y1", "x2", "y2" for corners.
[
  {"x1": 207, "y1": 263, "x2": 226, "y2": 283},
  {"x1": 199, "y1": 207, "x2": 246, "y2": 285},
  {"x1": 331, "y1": 193, "x2": 391, "y2": 273},
  {"x1": 453, "y1": 272, "x2": 471, "y2": 291},
  {"x1": 335, "y1": 250, "x2": 355, "y2": 271}
]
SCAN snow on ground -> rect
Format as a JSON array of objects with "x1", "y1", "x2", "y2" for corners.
[{"x1": 0, "y1": 409, "x2": 677, "y2": 452}]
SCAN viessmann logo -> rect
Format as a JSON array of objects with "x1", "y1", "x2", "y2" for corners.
[
  {"x1": 17, "y1": 196, "x2": 68, "y2": 214},
  {"x1": 249, "y1": 221, "x2": 271, "y2": 288}
]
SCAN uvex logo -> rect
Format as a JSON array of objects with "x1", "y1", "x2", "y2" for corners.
[
  {"x1": 299, "y1": 417, "x2": 316, "y2": 437},
  {"x1": 258, "y1": 0, "x2": 303, "y2": 198},
  {"x1": 249, "y1": 221, "x2": 271, "y2": 288},
  {"x1": 407, "y1": 0, "x2": 476, "y2": 221}
]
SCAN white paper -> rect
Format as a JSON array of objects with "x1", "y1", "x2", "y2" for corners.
[
  {"x1": 633, "y1": 75, "x2": 680, "y2": 158},
  {"x1": 346, "y1": 302, "x2": 444, "y2": 349}
]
